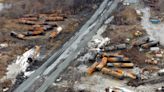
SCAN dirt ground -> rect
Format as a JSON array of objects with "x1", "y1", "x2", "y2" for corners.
[
  {"x1": 103, "y1": 25, "x2": 146, "y2": 44},
  {"x1": 0, "y1": 0, "x2": 104, "y2": 91},
  {"x1": 1, "y1": 0, "x2": 164, "y2": 92},
  {"x1": 0, "y1": 9, "x2": 96, "y2": 92},
  {"x1": 46, "y1": 2, "x2": 164, "y2": 92}
]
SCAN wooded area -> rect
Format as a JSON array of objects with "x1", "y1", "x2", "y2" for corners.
[{"x1": 0, "y1": 0, "x2": 102, "y2": 18}]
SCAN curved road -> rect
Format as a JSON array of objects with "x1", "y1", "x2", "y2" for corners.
[{"x1": 14, "y1": 0, "x2": 120, "y2": 92}]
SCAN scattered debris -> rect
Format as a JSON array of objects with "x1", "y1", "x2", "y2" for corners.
[
  {"x1": 145, "y1": 58, "x2": 158, "y2": 65},
  {"x1": 156, "y1": 86, "x2": 164, "y2": 92},
  {"x1": 28, "y1": 46, "x2": 41, "y2": 63},
  {"x1": 0, "y1": 46, "x2": 41, "y2": 83},
  {"x1": 0, "y1": 43, "x2": 8, "y2": 49},
  {"x1": 83, "y1": 4, "x2": 164, "y2": 91},
  {"x1": 49, "y1": 26, "x2": 63, "y2": 40},
  {"x1": 101, "y1": 44, "x2": 127, "y2": 52},
  {"x1": 128, "y1": 76, "x2": 164, "y2": 87},
  {"x1": 150, "y1": 47, "x2": 160, "y2": 52},
  {"x1": 87, "y1": 40, "x2": 136, "y2": 80},
  {"x1": 1, "y1": 80, "x2": 12, "y2": 92},
  {"x1": 56, "y1": 77, "x2": 62, "y2": 82},
  {"x1": 158, "y1": 69, "x2": 164, "y2": 76},
  {"x1": 10, "y1": 31, "x2": 25, "y2": 40},
  {"x1": 1, "y1": 0, "x2": 164, "y2": 91},
  {"x1": 141, "y1": 40, "x2": 159, "y2": 49},
  {"x1": 97, "y1": 37, "x2": 110, "y2": 48},
  {"x1": 108, "y1": 86, "x2": 133, "y2": 92},
  {"x1": 133, "y1": 31, "x2": 143, "y2": 37},
  {"x1": 143, "y1": 0, "x2": 159, "y2": 10},
  {"x1": 3, "y1": 87, "x2": 9, "y2": 92},
  {"x1": 150, "y1": 18, "x2": 160, "y2": 24},
  {"x1": 24, "y1": 71, "x2": 35, "y2": 77},
  {"x1": 0, "y1": 0, "x2": 102, "y2": 91}
]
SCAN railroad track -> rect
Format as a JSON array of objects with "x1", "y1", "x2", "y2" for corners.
[
  {"x1": 14, "y1": 0, "x2": 120, "y2": 92},
  {"x1": 128, "y1": 76, "x2": 164, "y2": 87}
]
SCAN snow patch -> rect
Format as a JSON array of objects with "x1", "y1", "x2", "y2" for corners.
[
  {"x1": 24, "y1": 71, "x2": 35, "y2": 77},
  {"x1": 1, "y1": 48, "x2": 37, "y2": 82},
  {"x1": 88, "y1": 24, "x2": 110, "y2": 49},
  {"x1": 0, "y1": 3, "x2": 3, "y2": 11},
  {"x1": 141, "y1": 7, "x2": 164, "y2": 45}
]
